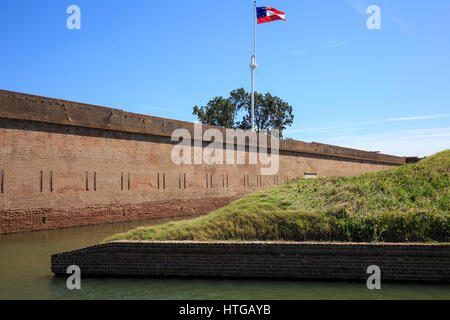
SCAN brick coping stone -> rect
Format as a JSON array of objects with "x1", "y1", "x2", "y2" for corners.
[{"x1": 113, "y1": 240, "x2": 448, "y2": 245}]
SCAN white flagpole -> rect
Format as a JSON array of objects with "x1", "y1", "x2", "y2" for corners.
[{"x1": 250, "y1": 0, "x2": 257, "y2": 131}]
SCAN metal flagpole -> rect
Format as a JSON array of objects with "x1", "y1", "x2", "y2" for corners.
[{"x1": 250, "y1": 0, "x2": 257, "y2": 131}]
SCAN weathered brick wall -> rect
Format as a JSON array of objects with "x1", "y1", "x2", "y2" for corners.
[
  {"x1": 51, "y1": 241, "x2": 450, "y2": 283},
  {"x1": 0, "y1": 90, "x2": 408, "y2": 165},
  {"x1": 0, "y1": 90, "x2": 406, "y2": 234}
]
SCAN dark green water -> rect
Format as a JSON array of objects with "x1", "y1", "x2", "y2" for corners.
[{"x1": 1, "y1": 217, "x2": 449, "y2": 300}]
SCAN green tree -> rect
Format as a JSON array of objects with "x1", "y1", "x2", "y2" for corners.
[
  {"x1": 192, "y1": 97, "x2": 236, "y2": 128},
  {"x1": 193, "y1": 88, "x2": 294, "y2": 137}
]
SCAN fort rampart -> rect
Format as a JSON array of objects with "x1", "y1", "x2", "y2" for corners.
[{"x1": 0, "y1": 90, "x2": 411, "y2": 234}]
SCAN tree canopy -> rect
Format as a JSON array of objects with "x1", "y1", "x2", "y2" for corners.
[{"x1": 193, "y1": 88, "x2": 294, "y2": 137}]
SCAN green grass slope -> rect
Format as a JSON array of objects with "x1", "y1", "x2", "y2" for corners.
[{"x1": 106, "y1": 150, "x2": 450, "y2": 243}]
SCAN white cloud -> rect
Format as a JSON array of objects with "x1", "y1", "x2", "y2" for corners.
[
  {"x1": 207, "y1": 75, "x2": 224, "y2": 81},
  {"x1": 287, "y1": 121, "x2": 372, "y2": 134},
  {"x1": 328, "y1": 40, "x2": 346, "y2": 48},
  {"x1": 287, "y1": 126, "x2": 342, "y2": 134},
  {"x1": 288, "y1": 114, "x2": 448, "y2": 135},
  {"x1": 347, "y1": 0, "x2": 368, "y2": 15},
  {"x1": 317, "y1": 128, "x2": 450, "y2": 157},
  {"x1": 288, "y1": 49, "x2": 307, "y2": 56},
  {"x1": 386, "y1": 114, "x2": 448, "y2": 121}
]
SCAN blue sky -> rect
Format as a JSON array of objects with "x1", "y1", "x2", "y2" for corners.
[{"x1": 1, "y1": 0, "x2": 449, "y2": 157}]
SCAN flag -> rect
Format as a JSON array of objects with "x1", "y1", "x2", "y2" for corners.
[{"x1": 256, "y1": 7, "x2": 286, "y2": 24}]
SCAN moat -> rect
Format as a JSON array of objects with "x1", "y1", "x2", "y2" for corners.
[{"x1": 1, "y1": 217, "x2": 449, "y2": 300}]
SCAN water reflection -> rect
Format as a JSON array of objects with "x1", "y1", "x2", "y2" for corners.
[{"x1": 0, "y1": 216, "x2": 449, "y2": 300}]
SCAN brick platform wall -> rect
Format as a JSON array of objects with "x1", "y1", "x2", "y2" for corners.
[
  {"x1": 0, "y1": 90, "x2": 407, "y2": 234},
  {"x1": 51, "y1": 241, "x2": 450, "y2": 283}
]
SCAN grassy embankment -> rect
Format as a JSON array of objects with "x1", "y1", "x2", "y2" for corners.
[{"x1": 106, "y1": 150, "x2": 449, "y2": 243}]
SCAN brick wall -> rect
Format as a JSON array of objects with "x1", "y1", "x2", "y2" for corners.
[
  {"x1": 0, "y1": 90, "x2": 406, "y2": 234},
  {"x1": 51, "y1": 241, "x2": 450, "y2": 283}
]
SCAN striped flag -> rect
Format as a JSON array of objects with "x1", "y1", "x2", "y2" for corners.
[{"x1": 256, "y1": 7, "x2": 286, "y2": 24}]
